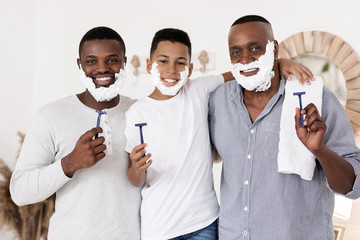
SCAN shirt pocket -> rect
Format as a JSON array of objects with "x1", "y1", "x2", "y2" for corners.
[{"x1": 261, "y1": 120, "x2": 281, "y2": 162}]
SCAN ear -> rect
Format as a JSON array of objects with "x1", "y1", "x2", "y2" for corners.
[
  {"x1": 274, "y1": 40, "x2": 279, "y2": 61},
  {"x1": 124, "y1": 56, "x2": 127, "y2": 66},
  {"x1": 188, "y1": 63, "x2": 194, "y2": 78},
  {"x1": 77, "y1": 58, "x2": 81, "y2": 69},
  {"x1": 146, "y1": 58, "x2": 153, "y2": 74}
]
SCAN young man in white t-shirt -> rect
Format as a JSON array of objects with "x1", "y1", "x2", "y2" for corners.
[{"x1": 125, "y1": 28, "x2": 313, "y2": 240}]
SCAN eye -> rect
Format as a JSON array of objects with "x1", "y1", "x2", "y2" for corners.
[
  {"x1": 177, "y1": 62, "x2": 186, "y2": 65},
  {"x1": 86, "y1": 59, "x2": 96, "y2": 64},
  {"x1": 158, "y1": 60, "x2": 167, "y2": 64},
  {"x1": 250, "y1": 46, "x2": 261, "y2": 53},
  {"x1": 108, "y1": 58, "x2": 119, "y2": 63},
  {"x1": 231, "y1": 50, "x2": 240, "y2": 56}
]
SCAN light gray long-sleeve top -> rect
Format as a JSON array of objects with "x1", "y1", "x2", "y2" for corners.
[{"x1": 10, "y1": 95, "x2": 141, "y2": 240}]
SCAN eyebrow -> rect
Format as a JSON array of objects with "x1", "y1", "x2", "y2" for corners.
[
  {"x1": 247, "y1": 41, "x2": 263, "y2": 46},
  {"x1": 107, "y1": 54, "x2": 120, "y2": 58},
  {"x1": 156, "y1": 54, "x2": 188, "y2": 61},
  {"x1": 230, "y1": 41, "x2": 263, "y2": 50},
  {"x1": 229, "y1": 46, "x2": 240, "y2": 50},
  {"x1": 177, "y1": 56, "x2": 188, "y2": 61},
  {"x1": 85, "y1": 54, "x2": 120, "y2": 58}
]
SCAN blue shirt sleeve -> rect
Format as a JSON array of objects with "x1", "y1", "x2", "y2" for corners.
[{"x1": 322, "y1": 88, "x2": 360, "y2": 199}]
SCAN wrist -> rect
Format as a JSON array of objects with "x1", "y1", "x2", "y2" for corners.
[
  {"x1": 127, "y1": 168, "x2": 145, "y2": 187},
  {"x1": 311, "y1": 144, "x2": 327, "y2": 158},
  {"x1": 61, "y1": 155, "x2": 76, "y2": 178}
]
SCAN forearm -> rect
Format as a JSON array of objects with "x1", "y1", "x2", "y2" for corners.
[
  {"x1": 127, "y1": 166, "x2": 146, "y2": 187},
  {"x1": 221, "y1": 72, "x2": 234, "y2": 82},
  {"x1": 10, "y1": 160, "x2": 70, "y2": 206},
  {"x1": 278, "y1": 58, "x2": 314, "y2": 83},
  {"x1": 313, "y1": 145, "x2": 356, "y2": 194}
]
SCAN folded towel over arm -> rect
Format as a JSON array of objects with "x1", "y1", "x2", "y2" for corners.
[{"x1": 278, "y1": 75, "x2": 324, "y2": 180}]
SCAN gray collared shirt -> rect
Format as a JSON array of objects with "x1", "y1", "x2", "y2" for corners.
[{"x1": 209, "y1": 77, "x2": 360, "y2": 240}]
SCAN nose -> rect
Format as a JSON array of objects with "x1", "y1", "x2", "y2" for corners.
[
  {"x1": 166, "y1": 63, "x2": 177, "y2": 73},
  {"x1": 164, "y1": 63, "x2": 180, "y2": 79},
  {"x1": 238, "y1": 52, "x2": 252, "y2": 64},
  {"x1": 97, "y1": 61, "x2": 110, "y2": 73}
]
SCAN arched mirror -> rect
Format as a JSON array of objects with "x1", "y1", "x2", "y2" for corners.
[{"x1": 279, "y1": 31, "x2": 360, "y2": 136}]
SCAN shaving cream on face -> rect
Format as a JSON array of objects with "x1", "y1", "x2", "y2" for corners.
[
  {"x1": 150, "y1": 62, "x2": 189, "y2": 96},
  {"x1": 80, "y1": 67, "x2": 126, "y2": 102},
  {"x1": 231, "y1": 41, "x2": 275, "y2": 92}
]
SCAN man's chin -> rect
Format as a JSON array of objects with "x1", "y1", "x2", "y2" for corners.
[
  {"x1": 97, "y1": 99, "x2": 112, "y2": 102},
  {"x1": 87, "y1": 87, "x2": 119, "y2": 102},
  {"x1": 93, "y1": 95, "x2": 118, "y2": 102}
]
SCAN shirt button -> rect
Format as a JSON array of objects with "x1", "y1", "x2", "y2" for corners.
[
  {"x1": 245, "y1": 180, "x2": 249, "y2": 185},
  {"x1": 244, "y1": 231, "x2": 248, "y2": 236},
  {"x1": 244, "y1": 206, "x2": 248, "y2": 211},
  {"x1": 247, "y1": 155, "x2": 251, "y2": 159},
  {"x1": 108, "y1": 141, "x2": 111, "y2": 145},
  {"x1": 104, "y1": 121, "x2": 108, "y2": 124},
  {"x1": 107, "y1": 131, "x2": 111, "y2": 135},
  {"x1": 250, "y1": 129, "x2": 255, "y2": 134}
]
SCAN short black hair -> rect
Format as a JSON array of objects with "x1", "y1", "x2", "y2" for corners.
[
  {"x1": 231, "y1": 15, "x2": 271, "y2": 27},
  {"x1": 78, "y1": 26, "x2": 126, "y2": 57},
  {"x1": 150, "y1": 28, "x2": 192, "y2": 60}
]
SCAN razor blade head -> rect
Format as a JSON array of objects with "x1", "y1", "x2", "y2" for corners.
[
  {"x1": 135, "y1": 123, "x2": 147, "y2": 127},
  {"x1": 293, "y1": 91, "x2": 306, "y2": 96}
]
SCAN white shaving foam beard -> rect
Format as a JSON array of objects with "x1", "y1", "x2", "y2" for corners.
[
  {"x1": 231, "y1": 41, "x2": 275, "y2": 92},
  {"x1": 80, "y1": 68, "x2": 125, "y2": 102},
  {"x1": 150, "y1": 62, "x2": 189, "y2": 96}
]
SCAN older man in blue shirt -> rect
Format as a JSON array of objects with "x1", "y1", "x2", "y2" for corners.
[{"x1": 209, "y1": 15, "x2": 360, "y2": 240}]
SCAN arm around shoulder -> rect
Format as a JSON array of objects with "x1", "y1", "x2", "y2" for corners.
[{"x1": 221, "y1": 72, "x2": 234, "y2": 82}]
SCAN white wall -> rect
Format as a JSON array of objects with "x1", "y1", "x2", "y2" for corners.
[
  {"x1": 0, "y1": 0, "x2": 34, "y2": 170},
  {"x1": 1, "y1": 0, "x2": 360, "y2": 239}
]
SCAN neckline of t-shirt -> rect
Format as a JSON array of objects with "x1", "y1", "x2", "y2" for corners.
[
  {"x1": 144, "y1": 91, "x2": 182, "y2": 104},
  {"x1": 72, "y1": 94, "x2": 123, "y2": 113}
]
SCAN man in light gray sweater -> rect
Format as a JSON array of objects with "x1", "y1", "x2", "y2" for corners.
[{"x1": 10, "y1": 26, "x2": 141, "y2": 240}]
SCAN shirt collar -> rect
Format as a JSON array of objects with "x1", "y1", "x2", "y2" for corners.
[
  {"x1": 278, "y1": 74, "x2": 286, "y2": 98},
  {"x1": 229, "y1": 75, "x2": 287, "y2": 125}
]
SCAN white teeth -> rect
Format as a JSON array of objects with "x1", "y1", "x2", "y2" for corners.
[
  {"x1": 96, "y1": 77, "x2": 112, "y2": 81},
  {"x1": 242, "y1": 68, "x2": 258, "y2": 73},
  {"x1": 163, "y1": 78, "x2": 177, "y2": 83}
]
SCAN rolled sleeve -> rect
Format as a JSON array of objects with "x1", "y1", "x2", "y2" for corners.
[
  {"x1": 344, "y1": 157, "x2": 360, "y2": 199},
  {"x1": 322, "y1": 88, "x2": 360, "y2": 199}
]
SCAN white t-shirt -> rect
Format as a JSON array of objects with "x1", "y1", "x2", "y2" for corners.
[
  {"x1": 10, "y1": 95, "x2": 141, "y2": 240},
  {"x1": 125, "y1": 75, "x2": 224, "y2": 240}
]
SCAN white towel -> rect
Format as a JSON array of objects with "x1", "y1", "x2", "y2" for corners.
[{"x1": 278, "y1": 75, "x2": 323, "y2": 180}]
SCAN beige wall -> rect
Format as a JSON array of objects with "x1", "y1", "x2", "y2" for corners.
[{"x1": 333, "y1": 199, "x2": 360, "y2": 240}]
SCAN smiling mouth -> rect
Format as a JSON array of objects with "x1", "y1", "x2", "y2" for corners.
[
  {"x1": 96, "y1": 76, "x2": 112, "y2": 81},
  {"x1": 240, "y1": 68, "x2": 259, "y2": 76},
  {"x1": 161, "y1": 78, "x2": 179, "y2": 87},
  {"x1": 93, "y1": 76, "x2": 115, "y2": 87}
]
